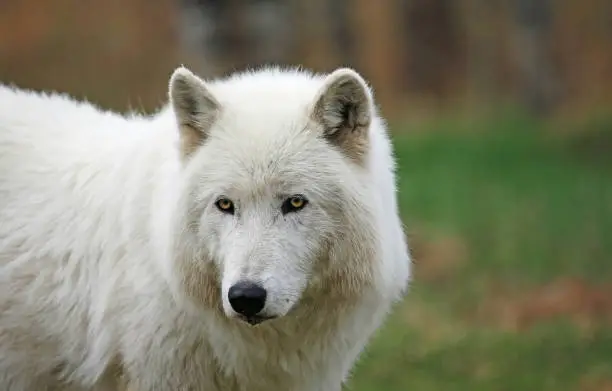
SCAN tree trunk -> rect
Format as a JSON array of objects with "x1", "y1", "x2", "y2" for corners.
[{"x1": 515, "y1": 0, "x2": 558, "y2": 117}]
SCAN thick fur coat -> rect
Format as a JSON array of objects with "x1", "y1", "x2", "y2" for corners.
[{"x1": 0, "y1": 66, "x2": 411, "y2": 391}]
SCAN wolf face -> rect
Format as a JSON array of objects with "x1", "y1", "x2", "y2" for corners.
[{"x1": 168, "y1": 67, "x2": 376, "y2": 324}]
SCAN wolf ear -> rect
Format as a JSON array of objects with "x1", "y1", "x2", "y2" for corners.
[
  {"x1": 169, "y1": 67, "x2": 220, "y2": 158},
  {"x1": 311, "y1": 68, "x2": 373, "y2": 162}
]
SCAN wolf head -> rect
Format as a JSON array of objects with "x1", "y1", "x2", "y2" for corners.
[{"x1": 165, "y1": 66, "x2": 381, "y2": 325}]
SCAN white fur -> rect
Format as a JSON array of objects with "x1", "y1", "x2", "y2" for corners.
[{"x1": 0, "y1": 66, "x2": 411, "y2": 391}]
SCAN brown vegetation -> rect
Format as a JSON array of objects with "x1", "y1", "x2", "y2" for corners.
[
  {"x1": 409, "y1": 232, "x2": 468, "y2": 283},
  {"x1": 478, "y1": 277, "x2": 612, "y2": 333}
]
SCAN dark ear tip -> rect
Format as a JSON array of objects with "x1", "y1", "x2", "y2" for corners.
[
  {"x1": 169, "y1": 66, "x2": 196, "y2": 85},
  {"x1": 327, "y1": 68, "x2": 370, "y2": 88},
  {"x1": 328, "y1": 67, "x2": 361, "y2": 79},
  {"x1": 322, "y1": 69, "x2": 374, "y2": 111},
  {"x1": 168, "y1": 66, "x2": 209, "y2": 104}
]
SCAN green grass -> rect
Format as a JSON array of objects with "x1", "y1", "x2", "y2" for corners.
[{"x1": 346, "y1": 114, "x2": 612, "y2": 391}]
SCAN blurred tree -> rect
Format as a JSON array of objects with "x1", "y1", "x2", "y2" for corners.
[
  {"x1": 0, "y1": 0, "x2": 179, "y2": 112},
  {"x1": 328, "y1": 0, "x2": 356, "y2": 66},
  {"x1": 206, "y1": 0, "x2": 254, "y2": 71},
  {"x1": 292, "y1": 0, "x2": 340, "y2": 71},
  {"x1": 349, "y1": 0, "x2": 403, "y2": 113},
  {"x1": 4, "y1": 0, "x2": 612, "y2": 118},
  {"x1": 514, "y1": 0, "x2": 559, "y2": 117},
  {"x1": 248, "y1": 0, "x2": 292, "y2": 66},
  {"x1": 180, "y1": 0, "x2": 293, "y2": 76},
  {"x1": 402, "y1": 0, "x2": 465, "y2": 106},
  {"x1": 461, "y1": 0, "x2": 500, "y2": 106}
]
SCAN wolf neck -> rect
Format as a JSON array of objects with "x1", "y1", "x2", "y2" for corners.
[{"x1": 131, "y1": 107, "x2": 191, "y2": 289}]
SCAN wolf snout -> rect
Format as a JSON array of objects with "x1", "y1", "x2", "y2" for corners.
[{"x1": 228, "y1": 281, "x2": 267, "y2": 318}]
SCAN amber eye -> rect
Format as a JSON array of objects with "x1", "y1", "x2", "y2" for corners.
[
  {"x1": 290, "y1": 197, "x2": 305, "y2": 209},
  {"x1": 281, "y1": 195, "x2": 308, "y2": 215},
  {"x1": 215, "y1": 198, "x2": 235, "y2": 214}
]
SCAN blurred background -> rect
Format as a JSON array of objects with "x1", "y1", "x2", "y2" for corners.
[{"x1": 1, "y1": 1, "x2": 611, "y2": 389}]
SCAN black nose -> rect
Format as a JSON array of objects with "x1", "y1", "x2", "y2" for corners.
[{"x1": 228, "y1": 281, "x2": 267, "y2": 317}]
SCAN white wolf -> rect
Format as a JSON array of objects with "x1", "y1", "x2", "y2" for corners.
[{"x1": 0, "y1": 65, "x2": 410, "y2": 391}]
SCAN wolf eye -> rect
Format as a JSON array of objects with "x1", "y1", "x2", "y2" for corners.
[
  {"x1": 215, "y1": 198, "x2": 235, "y2": 214},
  {"x1": 281, "y1": 195, "x2": 308, "y2": 214}
]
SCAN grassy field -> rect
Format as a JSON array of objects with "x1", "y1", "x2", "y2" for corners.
[{"x1": 346, "y1": 113, "x2": 612, "y2": 391}]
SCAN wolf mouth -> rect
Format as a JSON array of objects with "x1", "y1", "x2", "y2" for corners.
[{"x1": 239, "y1": 315, "x2": 276, "y2": 326}]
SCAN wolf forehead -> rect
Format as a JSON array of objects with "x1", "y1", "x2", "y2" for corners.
[
  {"x1": 208, "y1": 67, "x2": 326, "y2": 121},
  {"x1": 193, "y1": 68, "x2": 345, "y2": 149}
]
